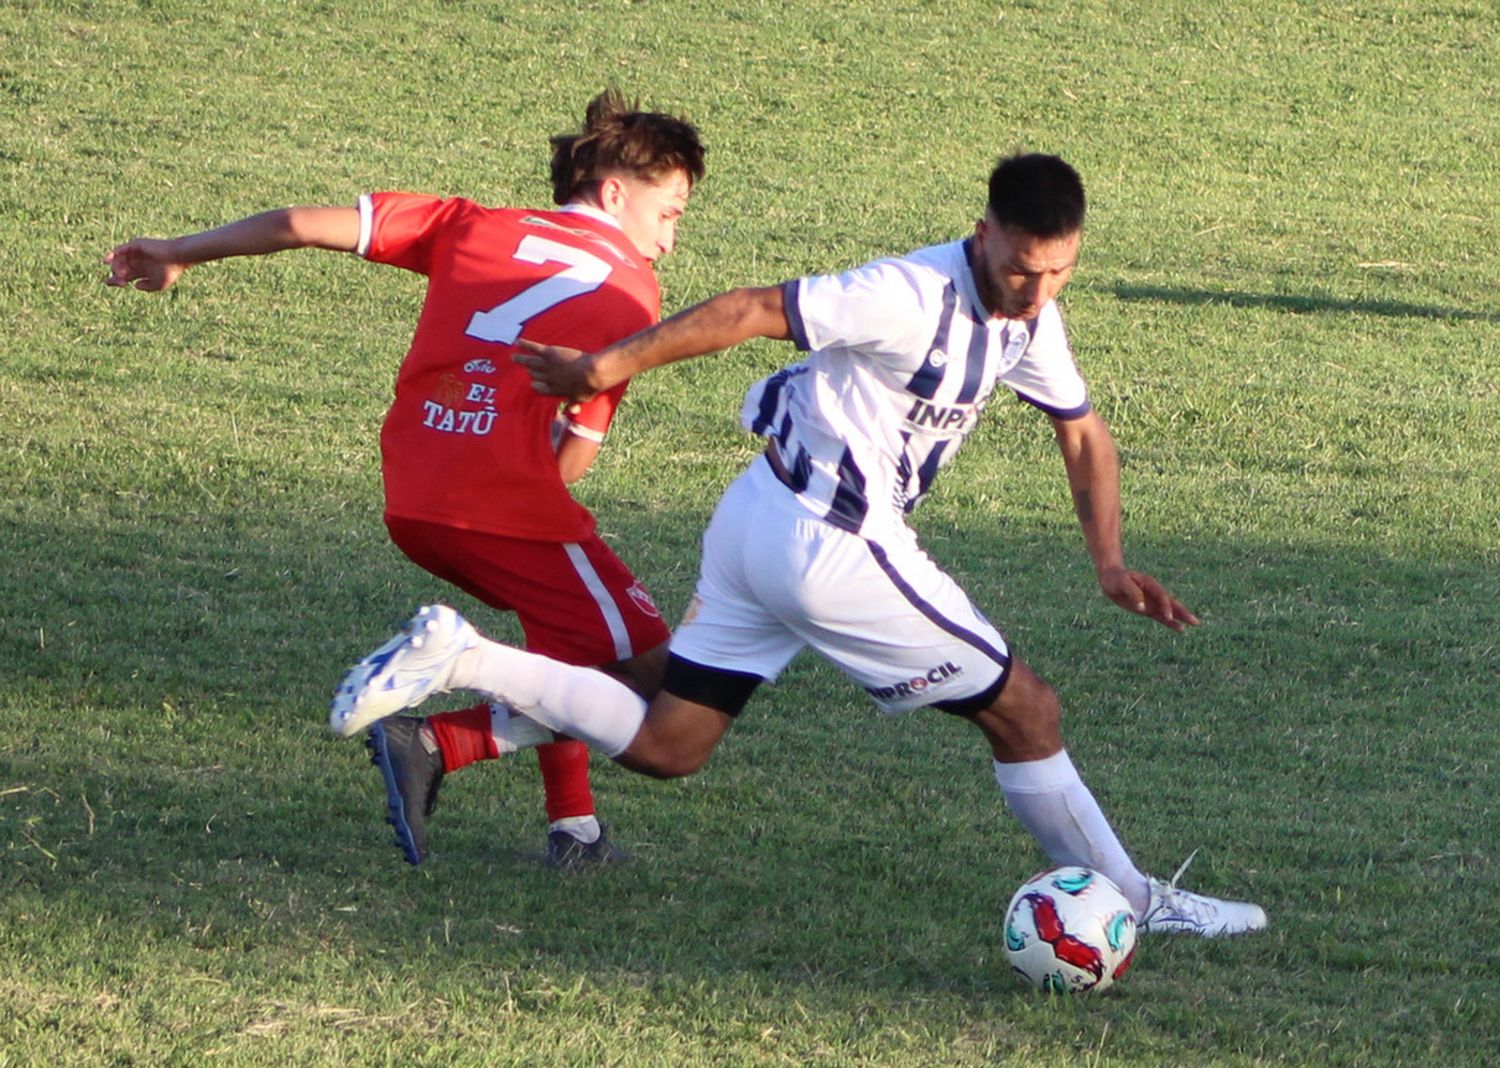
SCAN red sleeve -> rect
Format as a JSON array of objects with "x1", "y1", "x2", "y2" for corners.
[
  {"x1": 566, "y1": 380, "x2": 630, "y2": 439},
  {"x1": 361, "y1": 192, "x2": 464, "y2": 276}
]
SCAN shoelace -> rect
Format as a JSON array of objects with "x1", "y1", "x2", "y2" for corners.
[
  {"x1": 1166, "y1": 847, "x2": 1201, "y2": 890},
  {"x1": 1146, "y1": 848, "x2": 1215, "y2": 923}
]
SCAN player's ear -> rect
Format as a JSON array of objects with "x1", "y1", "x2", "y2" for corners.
[{"x1": 598, "y1": 175, "x2": 628, "y2": 217}]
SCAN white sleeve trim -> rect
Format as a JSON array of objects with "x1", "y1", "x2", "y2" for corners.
[
  {"x1": 563, "y1": 420, "x2": 607, "y2": 444},
  {"x1": 355, "y1": 194, "x2": 374, "y2": 258}
]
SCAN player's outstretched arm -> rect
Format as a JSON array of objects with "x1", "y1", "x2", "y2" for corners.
[
  {"x1": 515, "y1": 285, "x2": 791, "y2": 403},
  {"x1": 1051, "y1": 410, "x2": 1199, "y2": 633},
  {"x1": 104, "y1": 206, "x2": 361, "y2": 291}
]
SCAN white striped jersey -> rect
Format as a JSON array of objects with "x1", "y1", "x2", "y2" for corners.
[{"x1": 741, "y1": 237, "x2": 1091, "y2": 539}]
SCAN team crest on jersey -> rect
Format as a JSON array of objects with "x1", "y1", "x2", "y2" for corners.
[
  {"x1": 626, "y1": 583, "x2": 661, "y2": 618},
  {"x1": 995, "y1": 327, "x2": 1031, "y2": 376},
  {"x1": 433, "y1": 373, "x2": 467, "y2": 407}
]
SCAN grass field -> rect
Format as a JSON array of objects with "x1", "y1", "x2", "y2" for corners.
[{"x1": 3, "y1": 1, "x2": 1498, "y2": 1064}]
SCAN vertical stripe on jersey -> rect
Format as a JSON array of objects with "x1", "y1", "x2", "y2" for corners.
[
  {"x1": 908, "y1": 439, "x2": 951, "y2": 512},
  {"x1": 906, "y1": 283, "x2": 958, "y2": 399},
  {"x1": 894, "y1": 431, "x2": 915, "y2": 509},
  {"x1": 864, "y1": 540, "x2": 1011, "y2": 669},
  {"x1": 826, "y1": 446, "x2": 869, "y2": 533},
  {"x1": 562, "y1": 543, "x2": 633, "y2": 661},
  {"x1": 893, "y1": 433, "x2": 949, "y2": 513},
  {"x1": 749, "y1": 367, "x2": 789, "y2": 435},
  {"x1": 772, "y1": 409, "x2": 814, "y2": 492},
  {"x1": 954, "y1": 309, "x2": 990, "y2": 404},
  {"x1": 749, "y1": 364, "x2": 808, "y2": 436}
]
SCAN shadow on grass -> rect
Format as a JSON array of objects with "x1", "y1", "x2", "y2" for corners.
[
  {"x1": 4, "y1": 493, "x2": 1497, "y2": 1039},
  {"x1": 4, "y1": 468, "x2": 1498, "y2": 1060},
  {"x1": 1109, "y1": 282, "x2": 1500, "y2": 323}
]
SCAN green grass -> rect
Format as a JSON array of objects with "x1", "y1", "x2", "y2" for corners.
[{"x1": 3, "y1": 0, "x2": 1498, "y2": 1064}]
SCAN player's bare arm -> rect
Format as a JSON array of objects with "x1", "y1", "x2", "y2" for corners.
[
  {"x1": 1051, "y1": 410, "x2": 1198, "y2": 632},
  {"x1": 515, "y1": 285, "x2": 791, "y2": 403},
  {"x1": 104, "y1": 206, "x2": 361, "y2": 291},
  {"x1": 554, "y1": 427, "x2": 603, "y2": 484}
]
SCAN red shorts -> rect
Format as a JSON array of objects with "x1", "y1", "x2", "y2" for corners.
[{"x1": 384, "y1": 516, "x2": 670, "y2": 668}]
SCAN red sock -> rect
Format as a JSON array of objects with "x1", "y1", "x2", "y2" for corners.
[
  {"x1": 536, "y1": 738, "x2": 595, "y2": 822},
  {"x1": 427, "y1": 703, "x2": 499, "y2": 773}
]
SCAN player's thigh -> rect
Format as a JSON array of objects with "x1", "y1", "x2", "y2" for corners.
[
  {"x1": 385, "y1": 517, "x2": 669, "y2": 667},
  {"x1": 520, "y1": 534, "x2": 672, "y2": 666},
  {"x1": 669, "y1": 467, "x2": 807, "y2": 682},
  {"x1": 386, "y1": 516, "x2": 510, "y2": 604},
  {"x1": 750, "y1": 522, "x2": 1011, "y2": 714},
  {"x1": 602, "y1": 640, "x2": 671, "y2": 700}
]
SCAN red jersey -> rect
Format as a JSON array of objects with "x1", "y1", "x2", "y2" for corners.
[{"x1": 359, "y1": 193, "x2": 661, "y2": 541}]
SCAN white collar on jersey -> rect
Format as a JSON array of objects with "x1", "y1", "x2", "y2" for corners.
[{"x1": 557, "y1": 202, "x2": 623, "y2": 232}]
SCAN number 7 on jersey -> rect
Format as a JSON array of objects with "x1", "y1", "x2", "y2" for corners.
[{"x1": 465, "y1": 235, "x2": 612, "y2": 345}]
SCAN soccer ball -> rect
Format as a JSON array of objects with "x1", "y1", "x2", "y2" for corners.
[{"x1": 1003, "y1": 866, "x2": 1138, "y2": 993}]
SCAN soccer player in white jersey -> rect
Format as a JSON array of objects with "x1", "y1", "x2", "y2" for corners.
[{"x1": 339, "y1": 153, "x2": 1267, "y2": 937}]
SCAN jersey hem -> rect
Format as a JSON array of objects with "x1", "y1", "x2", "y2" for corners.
[{"x1": 383, "y1": 506, "x2": 597, "y2": 544}]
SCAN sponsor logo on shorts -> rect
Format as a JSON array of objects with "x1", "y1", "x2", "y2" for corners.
[
  {"x1": 626, "y1": 582, "x2": 661, "y2": 619},
  {"x1": 864, "y1": 662, "x2": 964, "y2": 701}
]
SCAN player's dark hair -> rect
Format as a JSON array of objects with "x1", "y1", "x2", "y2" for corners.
[
  {"x1": 550, "y1": 89, "x2": 706, "y2": 205},
  {"x1": 986, "y1": 153, "x2": 1086, "y2": 237}
]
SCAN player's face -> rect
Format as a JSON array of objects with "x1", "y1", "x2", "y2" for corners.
[
  {"x1": 604, "y1": 169, "x2": 693, "y2": 262},
  {"x1": 970, "y1": 216, "x2": 1080, "y2": 321}
]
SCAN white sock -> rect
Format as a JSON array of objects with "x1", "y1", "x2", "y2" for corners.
[
  {"x1": 449, "y1": 638, "x2": 646, "y2": 758},
  {"x1": 548, "y1": 814, "x2": 601, "y2": 843},
  {"x1": 994, "y1": 750, "x2": 1151, "y2": 915},
  {"x1": 488, "y1": 701, "x2": 556, "y2": 754}
]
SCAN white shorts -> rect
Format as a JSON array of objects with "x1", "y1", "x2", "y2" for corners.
[{"x1": 670, "y1": 456, "x2": 1010, "y2": 714}]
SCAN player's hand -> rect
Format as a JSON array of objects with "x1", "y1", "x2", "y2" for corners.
[
  {"x1": 103, "y1": 238, "x2": 188, "y2": 291},
  {"x1": 1098, "y1": 566, "x2": 1199, "y2": 633},
  {"x1": 513, "y1": 338, "x2": 600, "y2": 403}
]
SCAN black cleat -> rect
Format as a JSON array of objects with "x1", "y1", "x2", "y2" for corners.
[
  {"x1": 366, "y1": 717, "x2": 444, "y2": 865},
  {"x1": 544, "y1": 824, "x2": 626, "y2": 872}
]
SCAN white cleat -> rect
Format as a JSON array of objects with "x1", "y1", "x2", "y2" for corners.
[
  {"x1": 1139, "y1": 851, "x2": 1268, "y2": 938},
  {"x1": 329, "y1": 605, "x2": 477, "y2": 738}
]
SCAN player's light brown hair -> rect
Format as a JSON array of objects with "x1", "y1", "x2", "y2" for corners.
[{"x1": 550, "y1": 89, "x2": 705, "y2": 205}]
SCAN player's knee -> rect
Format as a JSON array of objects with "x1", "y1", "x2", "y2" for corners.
[
  {"x1": 644, "y1": 754, "x2": 708, "y2": 780},
  {"x1": 604, "y1": 642, "x2": 670, "y2": 699},
  {"x1": 973, "y1": 661, "x2": 1063, "y2": 759},
  {"x1": 618, "y1": 672, "x2": 742, "y2": 778}
]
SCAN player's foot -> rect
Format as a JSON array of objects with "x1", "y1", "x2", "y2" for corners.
[
  {"x1": 366, "y1": 716, "x2": 444, "y2": 866},
  {"x1": 1139, "y1": 853, "x2": 1267, "y2": 937},
  {"x1": 330, "y1": 604, "x2": 477, "y2": 738},
  {"x1": 544, "y1": 824, "x2": 625, "y2": 872}
]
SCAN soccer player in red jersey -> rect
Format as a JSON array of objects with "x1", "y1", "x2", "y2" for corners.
[{"x1": 105, "y1": 90, "x2": 706, "y2": 868}]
